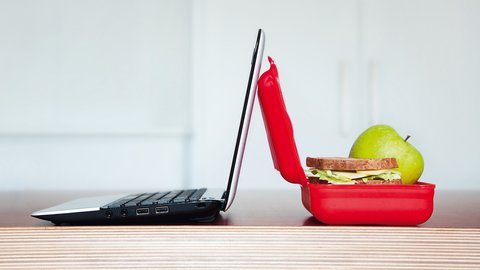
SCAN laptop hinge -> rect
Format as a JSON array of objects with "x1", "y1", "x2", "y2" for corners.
[{"x1": 220, "y1": 191, "x2": 227, "y2": 211}]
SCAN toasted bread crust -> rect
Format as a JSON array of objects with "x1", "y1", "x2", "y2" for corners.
[
  {"x1": 306, "y1": 157, "x2": 398, "y2": 170},
  {"x1": 307, "y1": 176, "x2": 402, "y2": 185},
  {"x1": 353, "y1": 179, "x2": 402, "y2": 185},
  {"x1": 308, "y1": 177, "x2": 329, "y2": 184}
]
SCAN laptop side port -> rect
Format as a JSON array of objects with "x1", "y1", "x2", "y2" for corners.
[
  {"x1": 135, "y1": 208, "x2": 149, "y2": 216},
  {"x1": 196, "y1": 203, "x2": 206, "y2": 208},
  {"x1": 155, "y1": 206, "x2": 169, "y2": 214}
]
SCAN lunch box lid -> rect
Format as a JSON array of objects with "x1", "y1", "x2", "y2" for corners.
[{"x1": 257, "y1": 57, "x2": 308, "y2": 186}]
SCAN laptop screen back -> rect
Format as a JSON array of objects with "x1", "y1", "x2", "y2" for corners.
[{"x1": 222, "y1": 29, "x2": 265, "y2": 211}]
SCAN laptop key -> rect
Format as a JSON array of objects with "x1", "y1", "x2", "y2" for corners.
[
  {"x1": 140, "y1": 192, "x2": 169, "y2": 206},
  {"x1": 124, "y1": 193, "x2": 155, "y2": 207},
  {"x1": 188, "y1": 188, "x2": 207, "y2": 201},
  {"x1": 173, "y1": 189, "x2": 197, "y2": 203},
  {"x1": 104, "y1": 194, "x2": 142, "y2": 208},
  {"x1": 156, "y1": 190, "x2": 182, "y2": 204}
]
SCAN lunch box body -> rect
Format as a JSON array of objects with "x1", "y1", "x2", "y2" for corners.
[{"x1": 257, "y1": 57, "x2": 435, "y2": 225}]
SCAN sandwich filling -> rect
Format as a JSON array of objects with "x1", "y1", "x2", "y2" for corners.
[{"x1": 305, "y1": 169, "x2": 401, "y2": 184}]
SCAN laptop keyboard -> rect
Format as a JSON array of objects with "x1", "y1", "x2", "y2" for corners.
[{"x1": 103, "y1": 188, "x2": 207, "y2": 209}]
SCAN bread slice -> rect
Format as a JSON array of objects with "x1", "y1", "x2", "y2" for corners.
[
  {"x1": 353, "y1": 179, "x2": 402, "y2": 185},
  {"x1": 306, "y1": 157, "x2": 398, "y2": 171},
  {"x1": 307, "y1": 177, "x2": 402, "y2": 185}
]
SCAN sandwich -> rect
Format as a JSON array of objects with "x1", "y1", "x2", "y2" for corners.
[{"x1": 305, "y1": 157, "x2": 402, "y2": 184}]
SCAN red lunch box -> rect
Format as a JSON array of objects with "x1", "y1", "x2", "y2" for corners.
[{"x1": 257, "y1": 57, "x2": 435, "y2": 225}]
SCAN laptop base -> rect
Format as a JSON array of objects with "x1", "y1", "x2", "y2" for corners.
[{"x1": 36, "y1": 200, "x2": 222, "y2": 225}]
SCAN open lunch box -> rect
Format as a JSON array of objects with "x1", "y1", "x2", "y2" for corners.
[{"x1": 257, "y1": 57, "x2": 436, "y2": 225}]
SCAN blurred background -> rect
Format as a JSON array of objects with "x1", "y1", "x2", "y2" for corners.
[{"x1": 1, "y1": 0, "x2": 479, "y2": 191}]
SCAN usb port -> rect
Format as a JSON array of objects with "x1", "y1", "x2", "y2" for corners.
[
  {"x1": 135, "y1": 208, "x2": 149, "y2": 216},
  {"x1": 155, "y1": 206, "x2": 169, "y2": 214}
]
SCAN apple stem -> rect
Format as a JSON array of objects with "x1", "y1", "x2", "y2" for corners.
[{"x1": 404, "y1": 135, "x2": 411, "y2": 142}]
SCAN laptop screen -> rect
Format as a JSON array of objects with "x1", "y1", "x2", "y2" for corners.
[{"x1": 222, "y1": 29, "x2": 265, "y2": 211}]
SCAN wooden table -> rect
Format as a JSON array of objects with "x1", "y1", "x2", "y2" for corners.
[{"x1": 0, "y1": 189, "x2": 479, "y2": 269}]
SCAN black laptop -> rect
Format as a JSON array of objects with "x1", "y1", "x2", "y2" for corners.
[{"x1": 31, "y1": 29, "x2": 265, "y2": 225}]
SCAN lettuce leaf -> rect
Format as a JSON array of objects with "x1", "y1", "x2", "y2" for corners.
[
  {"x1": 306, "y1": 169, "x2": 401, "y2": 184},
  {"x1": 305, "y1": 169, "x2": 355, "y2": 184},
  {"x1": 363, "y1": 171, "x2": 401, "y2": 181}
]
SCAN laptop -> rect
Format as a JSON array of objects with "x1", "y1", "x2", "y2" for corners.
[{"x1": 31, "y1": 29, "x2": 266, "y2": 225}]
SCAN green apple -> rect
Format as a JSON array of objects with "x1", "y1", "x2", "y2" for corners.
[{"x1": 349, "y1": 124, "x2": 424, "y2": 184}]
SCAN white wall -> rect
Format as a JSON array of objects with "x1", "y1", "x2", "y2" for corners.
[
  {"x1": 0, "y1": 0, "x2": 192, "y2": 190},
  {"x1": 361, "y1": 0, "x2": 480, "y2": 190},
  {"x1": 190, "y1": 0, "x2": 361, "y2": 191},
  {"x1": 1, "y1": 0, "x2": 479, "y2": 191}
]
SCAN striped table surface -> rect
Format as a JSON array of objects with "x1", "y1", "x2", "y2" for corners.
[{"x1": 0, "y1": 226, "x2": 479, "y2": 269}]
